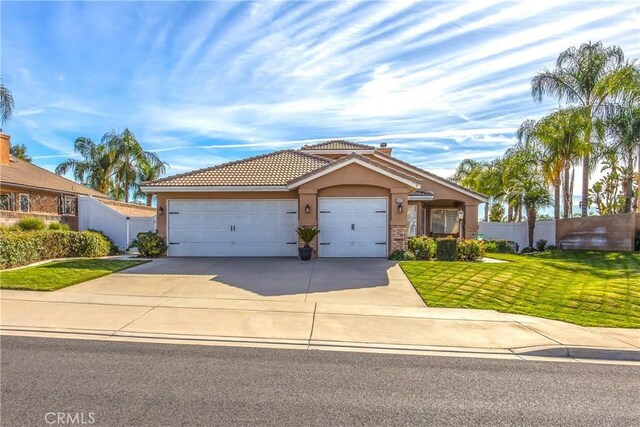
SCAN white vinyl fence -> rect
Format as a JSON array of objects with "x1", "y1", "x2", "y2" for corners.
[
  {"x1": 78, "y1": 196, "x2": 156, "y2": 251},
  {"x1": 478, "y1": 220, "x2": 556, "y2": 252}
]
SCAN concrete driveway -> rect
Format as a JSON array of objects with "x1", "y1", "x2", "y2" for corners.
[{"x1": 58, "y1": 258, "x2": 426, "y2": 307}]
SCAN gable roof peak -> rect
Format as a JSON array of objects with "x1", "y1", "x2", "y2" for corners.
[{"x1": 300, "y1": 140, "x2": 375, "y2": 151}]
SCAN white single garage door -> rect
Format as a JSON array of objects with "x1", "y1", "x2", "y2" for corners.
[
  {"x1": 167, "y1": 200, "x2": 298, "y2": 257},
  {"x1": 318, "y1": 197, "x2": 388, "y2": 258}
]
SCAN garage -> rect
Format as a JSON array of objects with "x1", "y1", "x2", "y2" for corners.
[
  {"x1": 166, "y1": 200, "x2": 298, "y2": 257},
  {"x1": 318, "y1": 197, "x2": 388, "y2": 258}
]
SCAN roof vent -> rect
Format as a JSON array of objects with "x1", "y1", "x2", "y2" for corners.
[{"x1": 380, "y1": 142, "x2": 387, "y2": 147}]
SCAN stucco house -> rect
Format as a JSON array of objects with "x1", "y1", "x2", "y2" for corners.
[
  {"x1": 141, "y1": 140, "x2": 487, "y2": 258},
  {"x1": 0, "y1": 133, "x2": 155, "y2": 230}
]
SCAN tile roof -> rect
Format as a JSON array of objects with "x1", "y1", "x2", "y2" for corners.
[
  {"x1": 287, "y1": 152, "x2": 421, "y2": 188},
  {"x1": 409, "y1": 190, "x2": 435, "y2": 197},
  {"x1": 373, "y1": 151, "x2": 488, "y2": 201},
  {"x1": 0, "y1": 156, "x2": 108, "y2": 198},
  {"x1": 143, "y1": 150, "x2": 331, "y2": 187},
  {"x1": 300, "y1": 140, "x2": 375, "y2": 151}
]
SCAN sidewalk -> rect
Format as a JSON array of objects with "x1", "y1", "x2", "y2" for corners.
[{"x1": 1, "y1": 289, "x2": 638, "y2": 362}]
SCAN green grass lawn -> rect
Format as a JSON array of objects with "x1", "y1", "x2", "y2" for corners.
[
  {"x1": 0, "y1": 259, "x2": 148, "y2": 291},
  {"x1": 401, "y1": 251, "x2": 640, "y2": 328}
]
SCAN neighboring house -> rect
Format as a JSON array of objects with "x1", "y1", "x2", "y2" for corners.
[
  {"x1": 142, "y1": 140, "x2": 487, "y2": 258},
  {"x1": 0, "y1": 133, "x2": 155, "y2": 229}
]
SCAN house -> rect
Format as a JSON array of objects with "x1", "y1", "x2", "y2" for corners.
[
  {"x1": 0, "y1": 133, "x2": 155, "y2": 230},
  {"x1": 141, "y1": 140, "x2": 487, "y2": 258}
]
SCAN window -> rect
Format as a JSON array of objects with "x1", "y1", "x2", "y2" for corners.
[
  {"x1": 0, "y1": 193, "x2": 11, "y2": 211},
  {"x1": 19, "y1": 194, "x2": 29, "y2": 212},
  {"x1": 431, "y1": 209, "x2": 460, "y2": 234},
  {"x1": 407, "y1": 204, "x2": 417, "y2": 237},
  {"x1": 61, "y1": 196, "x2": 76, "y2": 215}
]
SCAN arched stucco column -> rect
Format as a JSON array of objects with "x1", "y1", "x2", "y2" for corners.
[
  {"x1": 390, "y1": 188, "x2": 410, "y2": 252},
  {"x1": 298, "y1": 189, "x2": 318, "y2": 257}
]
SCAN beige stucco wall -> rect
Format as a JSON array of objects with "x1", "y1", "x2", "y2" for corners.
[{"x1": 556, "y1": 213, "x2": 639, "y2": 252}]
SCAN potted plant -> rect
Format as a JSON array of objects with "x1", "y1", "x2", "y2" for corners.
[{"x1": 296, "y1": 226, "x2": 319, "y2": 261}]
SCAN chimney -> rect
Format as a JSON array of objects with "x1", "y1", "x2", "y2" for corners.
[
  {"x1": 0, "y1": 133, "x2": 10, "y2": 165},
  {"x1": 377, "y1": 142, "x2": 392, "y2": 155}
]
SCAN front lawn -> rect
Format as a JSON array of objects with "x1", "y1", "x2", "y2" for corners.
[
  {"x1": 401, "y1": 251, "x2": 640, "y2": 328},
  {"x1": 0, "y1": 259, "x2": 148, "y2": 291}
]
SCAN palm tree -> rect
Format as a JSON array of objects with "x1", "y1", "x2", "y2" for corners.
[
  {"x1": 451, "y1": 159, "x2": 503, "y2": 222},
  {"x1": 55, "y1": 137, "x2": 115, "y2": 194},
  {"x1": 517, "y1": 110, "x2": 586, "y2": 219},
  {"x1": 532, "y1": 41, "x2": 630, "y2": 217},
  {"x1": 521, "y1": 180, "x2": 553, "y2": 249},
  {"x1": 0, "y1": 80, "x2": 14, "y2": 128},
  {"x1": 104, "y1": 128, "x2": 165, "y2": 203},
  {"x1": 134, "y1": 159, "x2": 168, "y2": 206}
]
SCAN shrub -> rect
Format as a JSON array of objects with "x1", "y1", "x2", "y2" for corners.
[
  {"x1": 535, "y1": 239, "x2": 548, "y2": 252},
  {"x1": 88, "y1": 229, "x2": 120, "y2": 255},
  {"x1": 484, "y1": 241, "x2": 498, "y2": 253},
  {"x1": 521, "y1": 246, "x2": 536, "y2": 254},
  {"x1": 635, "y1": 230, "x2": 640, "y2": 252},
  {"x1": 48, "y1": 222, "x2": 70, "y2": 231},
  {"x1": 17, "y1": 217, "x2": 45, "y2": 231},
  {"x1": 484, "y1": 239, "x2": 516, "y2": 254},
  {"x1": 457, "y1": 240, "x2": 486, "y2": 261},
  {"x1": 0, "y1": 230, "x2": 111, "y2": 269},
  {"x1": 296, "y1": 226, "x2": 320, "y2": 248},
  {"x1": 130, "y1": 231, "x2": 166, "y2": 258},
  {"x1": 547, "y1": 244, "x2": 557, "y2": 250},
  {"x1": 409, "y1": 236, "x2": 437, "y2": 260},
  {"x1": 436, "y1": 237, "x2": 458, "y2": 261},
  {"x1": 388, "y1": 250, "x2": 416, "y2": 261}
]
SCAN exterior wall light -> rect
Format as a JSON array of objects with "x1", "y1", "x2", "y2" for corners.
[
  {"x1": 397, "y1": 203, "x2": 403, "y2": 213},
  {"x1": 158, "y1": 206, "x2": 164, "y2": 216},
  {"x1": 457, "y1": 209, "x2": 464, "y2": 220},
  {"x1": 305, "y1": 204, "x2": 311, "y2": 214}
]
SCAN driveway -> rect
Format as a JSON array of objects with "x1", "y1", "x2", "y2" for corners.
[{"x1": 58, "y1": 258, "x2": 426, "y2": 307}]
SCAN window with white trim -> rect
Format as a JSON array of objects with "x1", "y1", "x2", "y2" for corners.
[
  {"x1": 431, "y1": 208, "x2": 460, "y2": 234},
  {"x1": 19, "y1": 194, "x2": 30, "y2": 212}
]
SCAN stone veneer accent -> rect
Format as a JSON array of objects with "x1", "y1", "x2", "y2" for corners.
[
  {"x1": 464, "y1": 224, "x2": 478, "y2": 239},
  {"x1": 390, "y1": 224, "x2": 409, "y2": 252}
]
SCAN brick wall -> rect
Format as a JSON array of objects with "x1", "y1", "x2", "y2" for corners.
[{"x1": 390, "y1": 224, "x2": 408, "y2": 252}]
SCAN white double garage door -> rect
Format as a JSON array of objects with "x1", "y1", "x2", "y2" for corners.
[{"x1": 167, "y1": 198, "x2": 388, "y2": 258}]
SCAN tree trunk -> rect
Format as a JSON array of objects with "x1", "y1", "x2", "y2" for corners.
[
  {"x1": 562, "y1": 164, "x2": 571, "y2": 218},
  {"x1": 581, "y1": 153, "x2": 589, "y2": 217},
  {"x1": 507, "y1": 205, "x2": 513, "y2": 222},
  {"x1": 484, "y1": 202, "x2": 489, "y2": 222},
  {"x1": 527, "y1": 208, "x2": 536, "y2": 249},
  {"x1": 637, "y1": 145, "x2": 640, "y2": 213},
  {"x1": 624, "y1": 148, "x2": 634, "y2": 213},
  {"x1": 146, "y1": 194, "x2": 153, "y2": 207},
  {"x1": 570, "y1": 168, "x2": 575, "y2": 217},
  {"x1": 553, "y1": 183, "x2": 560, "y2": 220}
]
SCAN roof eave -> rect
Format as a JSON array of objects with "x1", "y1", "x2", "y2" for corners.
[{"x1": 139, "y1": 185, "x2": 291, "y2": 193}]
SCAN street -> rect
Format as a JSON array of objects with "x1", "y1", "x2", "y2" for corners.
[{"x1": 1, "y1": 336, "x2": 638, "y2": 426}]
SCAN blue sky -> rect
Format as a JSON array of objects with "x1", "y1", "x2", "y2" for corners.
[{"x1": 2, "y1": 0, "x2": 639, "y2": 187}]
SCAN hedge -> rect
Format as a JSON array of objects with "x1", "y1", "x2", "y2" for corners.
[
  {"x1": 408, "y1": 236, "x2": 437, "y2": 260},
  {"x1": 436, "y1": 237, "x2": 458, "y2": 261},
  {"x1": 0, "y1": 230, "x2": 111, "y2": 269},
  {"x1": 457, "y1": 239, "x2": 485, "y2": 261},
  {"x1": 484, "y1": 239, "x2": 516, "y2": 254}
]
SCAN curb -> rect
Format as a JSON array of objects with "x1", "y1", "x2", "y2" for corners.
[{"x1": 2, "y1": 326, "x2": 638, "y2": 362}]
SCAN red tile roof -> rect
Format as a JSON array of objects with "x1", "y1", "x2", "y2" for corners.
[{"x1": 300, "y1": 140, "x2": 375, "y2": 151}]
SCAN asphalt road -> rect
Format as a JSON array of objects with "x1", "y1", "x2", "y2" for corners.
[{"x1": 1, "y1": 336, "x2": 639, "y2": 426}]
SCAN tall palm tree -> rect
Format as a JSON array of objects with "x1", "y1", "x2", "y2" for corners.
[
  {"x1": 55, "y1": 137, "x2": 115, "y2": 194},
  {"x1": 532, "y1": 41, "x2": 629, "y2": 217},
  {"x1": 0, "y1": 80, "x2": 14, "y2": 128},
  {"x1": 134, "y1": 159, "x2": 168, "y2": 206},
  {"x1": 104, "y1": 128, "x2": 165, "y2": 203},
  {"x1": 451, "y1": 159, "x2": 503, "y2": 222},
  {"x1": 517, "y1": 110, "x2": 586, "y2": 219}
]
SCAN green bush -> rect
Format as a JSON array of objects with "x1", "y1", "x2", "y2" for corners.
[
  {"x1": 388, "y1": 250, "x2": 417, "y2": 261},
  {"x1": 436, "y1": 237, "x2": 458, "y2": 261},
  {"x1": 48, "y1": 222, "x2": 70, "y2": 231},
  {"x1": 88, "y1": 229, "x2": 120, "y2": 255},
  {"x1": 485, "y1": 239, "x2": 516, "y2": 254},
  {"x1": 635, "y1": 231, "x2": 640, "y2": 252},
  {"x1": 457, "y1": 240, "x2": 486, "y2": 261},
  {"x1": 130, "y1": 231, "x2": 166, "y2": 258},
  {"x1": 535, "y1": 239, "x2": 548, "y2": 252},
  {"x1": 17, "y1": 217, "x2": 45, "y2": 231},
  {"x1": 409, "y1": 236, "x2": 437, "y2": 260},
  {"x1": 0, "y1": 230, "x2": 111, "y2": 269},
  {"x1": 484, "y1": 241, "x2": 498, "y2": 253}
]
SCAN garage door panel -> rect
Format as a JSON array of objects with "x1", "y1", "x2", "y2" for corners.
[
  {"x1": 318, "y1": 198, "x2": 388, "y2": 258},
  {"x1": 167, "y1": 200, "x2": 297, "y2": 257}
]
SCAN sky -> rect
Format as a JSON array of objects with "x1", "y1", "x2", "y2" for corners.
[{"x1": 1, "y1": 0, "x2": 639, "y2": 201}]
